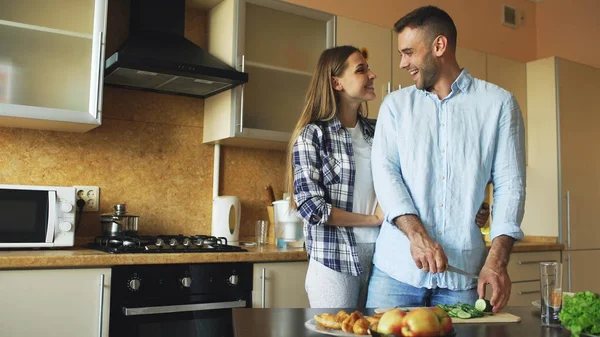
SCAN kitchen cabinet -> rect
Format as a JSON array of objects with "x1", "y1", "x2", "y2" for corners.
[
  {"x1": 336, "y1": 16, "x2": 391, "y2": 119},
  {"x1": 0, "y1": 0, "x2": 107, "y2": 132},
  {"x1": 0, "y1": 267, "x2": 111, "y2": 337},
  {"x1": 564, "y1": 250, "x2": 600, "y2": 294},
  {"x1": 525, "y1": 57, "x2": 600, "y2": 290},
  {"x1": 252, "y1": 261, "x2": 309, "y2": 308},
  {"x1": 203, "y1": 0, "x2": 335, "y2": 149}
]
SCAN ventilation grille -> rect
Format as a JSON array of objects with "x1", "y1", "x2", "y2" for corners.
[{"x1": 503, "y1": 5, "x2": 517, "y2": 28}]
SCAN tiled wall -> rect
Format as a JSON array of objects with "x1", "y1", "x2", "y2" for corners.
[{"x1": 0, "y1": 1, "x2": 287, "y2": 240}]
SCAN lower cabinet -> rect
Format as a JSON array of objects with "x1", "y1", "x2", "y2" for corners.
[
  {"x1": 252, "y1": 261, "x2": 309, "y2": 308},
  {"x1": 0, "y1": 267, "x2": 111, "y2": 337}
]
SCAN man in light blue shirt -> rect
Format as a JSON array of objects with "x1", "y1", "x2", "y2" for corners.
[{"x1": 366, "y1": 6, "x2": 525, "y2": 312}]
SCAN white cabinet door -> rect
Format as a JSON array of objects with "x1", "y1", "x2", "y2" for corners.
[
  {"x1": 204, "y1": 0, "x2": 334, "y2": 149},
  {"x1": 0, "y1": 0, "x2": 107, "y2": 132},
  {"x1": 336, "y1": 16, "x2": 391, "y2": 119},
  {"x1": 0, "y1": 268, "x2": 111, "y2": 337},
  {"x1": 252, "y1": 261, "x2": 309, "y2": 308}
]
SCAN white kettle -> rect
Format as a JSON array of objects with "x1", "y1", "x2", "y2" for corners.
[{"x1": 211, "y1": 196, "x2": 241, "y2": 244}]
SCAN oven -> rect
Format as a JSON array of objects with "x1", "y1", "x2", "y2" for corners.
[{"x1": 109, "y1": 262, "x2": 252, "y2": 337}]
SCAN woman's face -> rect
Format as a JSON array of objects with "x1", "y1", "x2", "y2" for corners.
[{"x1": 333, "y1": 52, "x2": 377, "y2": 103}]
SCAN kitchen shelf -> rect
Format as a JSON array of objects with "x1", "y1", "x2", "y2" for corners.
[
  {"x1": 0, "y1": 19, "x2": 92, "y2": 39},
  {"x1": 244, "y1": 60, "x2": 313, "y2": 77}
]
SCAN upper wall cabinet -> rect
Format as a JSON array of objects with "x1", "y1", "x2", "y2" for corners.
[
  {"x1": 0, "y1": 0, "x2": 108, "y2": 132},
  {"x1": 202, "y1": 0, "x2": 334, "y2": 149},
  {"x1": 336, "y1": 16, "x2": 391, "y2": 119}
]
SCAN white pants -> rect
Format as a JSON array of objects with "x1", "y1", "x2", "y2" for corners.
[{"x1": 305, "y1": 243, "x2": 375, "y2": 308}]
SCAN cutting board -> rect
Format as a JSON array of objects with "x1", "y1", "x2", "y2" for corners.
[{"x1": 374, "y1": 308, "x2": 521, "y2": 324}]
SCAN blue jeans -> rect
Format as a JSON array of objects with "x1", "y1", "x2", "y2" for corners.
[{"x1": 366, "y1": 266, "x2": 478, "y2": 308}]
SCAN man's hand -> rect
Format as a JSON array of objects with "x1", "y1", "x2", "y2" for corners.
[
  {"x1": 477, "y1": 263, "x2": 511, "y2": 312},
  {"x1": 478, "y1": 235, "x2": 515, "y2": 312},
  {"x1": 394, "y1": 215, "x2": 448, "y2": 274}
]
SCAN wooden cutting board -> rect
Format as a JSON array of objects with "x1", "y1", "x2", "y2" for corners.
[
  {"x1": 374, "y1": 308, "x2": 521, "y2": 324},
  {"x1": 450, "y1": 312, "x2": 521, "y2": 324}
]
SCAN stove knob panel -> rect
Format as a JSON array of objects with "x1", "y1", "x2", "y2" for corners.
[
  {"x1": 228, "y1": 274, "x2": 239, "y2": 286},
  {"x1": 128, "y1": 278, "x2": 141, "y2": 291},
  {"x1": 169, "y1": 238, "x2": 179, "y2": 247},
  {"x1": 180, "y1": 276, "x2": 192, "y2": 288}
]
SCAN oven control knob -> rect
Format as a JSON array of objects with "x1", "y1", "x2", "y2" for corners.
[
  {"x1": 128, "y1": 278, "x2": 141, "y2": 291},
  {"x1": 58, "y1": 221, "x2": 73, "y2": 232},
  {"x1": 180, "y1": 277, "x2": 192, "y2": 288},
  {"x1": 228, "y1": 275, "x2": 239, "y2": 286},
  {"x1": 60, "y1": 202, "x2": 73, "y2": 213}
]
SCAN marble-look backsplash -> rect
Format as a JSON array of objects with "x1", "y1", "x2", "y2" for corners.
[{"x1": 0, "y1": 86, "x2": 287, "y2": 239}]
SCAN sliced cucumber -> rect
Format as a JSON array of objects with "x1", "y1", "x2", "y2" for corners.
[
  {"x1": 475, "y1": 298, "x2": 493, "y2": 312},
  {"x1": 456, "y1": 310, "x2": 472, "y2": 319}
]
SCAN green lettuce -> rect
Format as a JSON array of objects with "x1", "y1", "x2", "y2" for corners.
[{"x1": 559, "y1": 291, "x2": 600, "y2": 337}]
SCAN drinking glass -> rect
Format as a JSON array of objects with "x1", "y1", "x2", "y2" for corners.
[
  {"x1": 255, "y1": 220, "x2": 269, "y2": 246},
  {"x1": 540, "y1": 262, "x2": 563, "y2": 327}
]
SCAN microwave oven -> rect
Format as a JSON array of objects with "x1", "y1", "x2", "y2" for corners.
[{"x1": 0, "y1": 184, "x2": 76, "y2": 248}]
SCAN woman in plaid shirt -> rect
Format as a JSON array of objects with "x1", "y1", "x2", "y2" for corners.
[
  {"x1": 286, "y1": 45, "x2": 384, "y2": 308},
  {"x1": 286, "y1": 46, "x2": 490, "y2": 308}
]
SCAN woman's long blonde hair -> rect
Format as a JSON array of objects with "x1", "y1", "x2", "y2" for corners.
[{"x1": 286, "y1": 45, "x2": 368, "y2": 209}]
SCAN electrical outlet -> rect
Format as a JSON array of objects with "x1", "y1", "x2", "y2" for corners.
[{"x1": 75, "y1": 186, "x2": 100, "y2": 212}]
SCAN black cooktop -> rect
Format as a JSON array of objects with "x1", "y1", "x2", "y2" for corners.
[{"x1": 88, "y1": 234, "x2": 247, "y2": 254}]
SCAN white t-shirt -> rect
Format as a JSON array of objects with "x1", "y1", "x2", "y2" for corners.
[{"x1": 346, "y1": 122, "x2": 379, "y2": 243}]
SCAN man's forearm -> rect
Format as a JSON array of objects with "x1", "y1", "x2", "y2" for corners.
[
  {"x1": 486, "y1": 235, "x2": 515, "y2": 269},
  {"x1": 393, "y1": 214, "x2": 429, "y2": 240}
]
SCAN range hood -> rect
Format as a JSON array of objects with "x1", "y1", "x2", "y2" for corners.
[{"x1": 104, "y1": 0, "x2": 248, "y2": 98}]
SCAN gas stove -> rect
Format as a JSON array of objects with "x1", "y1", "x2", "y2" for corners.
[{"x1": 88, "y1": 234, "x2": 247, "y2": 254}]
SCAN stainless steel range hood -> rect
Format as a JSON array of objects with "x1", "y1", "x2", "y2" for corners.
[{"x1": 104, "y1": 0, "x2": 248, "y2": 98}]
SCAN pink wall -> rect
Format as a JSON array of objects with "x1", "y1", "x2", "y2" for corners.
[
  {"x1": 536, "y1": 0, "x2": 600, "y2": 69},
  {"x1": 284, "y1": 0, "x2": 538, "y2": 62}
]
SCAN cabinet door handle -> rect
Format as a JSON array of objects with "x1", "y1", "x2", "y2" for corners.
[
  {"x1": 98, "y1": 274, "x2": 105, "y2": 337},
  {"x1": 239, "y1": 54, "x2": 246, "y2": 134},
  {"x1": 518, "y1": 260, "x2": 557, "y2": 265},
  {"x1": 518, "y1": 290, "x2": 540, "y2": 295},
  {"x1": 96, "y1": 31, "x2": 104, "y2": 118},
  {"x1": 387, "y1": 82, "x2": 391, "y2": 94},
  {"x1": 566, "y1": 191, "x2": 571, "y2": 248},
  {"x1": 261, "y1": 267, "x2": 266, "y2": 308},
  {"x1": 567, "y1": 253, "x2": 572, "y2": 292}
]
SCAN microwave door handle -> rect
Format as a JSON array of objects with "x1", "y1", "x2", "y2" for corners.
[
  {"x1": 122, "y1": 300, "x2": 247, "y2": 316},
  {"x1": 46, "y1": 191, "x2": 57, "y2": 243}
]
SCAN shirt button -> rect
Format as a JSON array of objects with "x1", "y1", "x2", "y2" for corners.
[
  {"x1": 441, "y1": 149, "x2": 445, "y2": 154},
  {"x1": 439, "y1": 203, "x2": 444, "y2": 207},
  {"x1": 441, "y1": 176, "x2": 445, "y2": 180},
  {"x1": 437, "y1": 231, "x2": 442, "y2": 236},
  {"x1": 441, "y1": 123, "x2": 445, "y2": 127}
]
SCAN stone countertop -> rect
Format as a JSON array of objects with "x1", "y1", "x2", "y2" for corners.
[
  {"x1": 0, "y1": 241, "x2": 563, "y2": 270},
  {"x1": 0, "y1": 244, "x2": 308, "y2": 270}
]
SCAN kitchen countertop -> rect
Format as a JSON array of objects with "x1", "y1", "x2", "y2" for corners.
[
  {"x1": 232, "y1": 307, "x2": 572, "y2": 337},
  {"x1": 0, "y1": 244, "x2": 308, "y2": 270},
  {"x1": 0, "y1": 241, "x2": 563, "y2": 270}
]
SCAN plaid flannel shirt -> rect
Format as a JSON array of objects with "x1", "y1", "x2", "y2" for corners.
[{"x1": 292, "y1": 115, "x2": 375, "y2": 276}]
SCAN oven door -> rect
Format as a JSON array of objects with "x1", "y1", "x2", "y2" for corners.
[
  {"x1": 110, "y1": 297, "x2": 248, "y2": 337},
  {"x1": 0, "y1": 188, "x2": 55, "y2": 245}
]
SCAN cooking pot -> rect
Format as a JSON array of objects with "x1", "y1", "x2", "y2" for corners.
[{"x1": 100, "y1": 204, "x2": 139, "y2": 237}]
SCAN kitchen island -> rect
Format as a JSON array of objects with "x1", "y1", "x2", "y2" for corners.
[{"x1": 232, "y1": 307, "x2": 573, "y2": 337}]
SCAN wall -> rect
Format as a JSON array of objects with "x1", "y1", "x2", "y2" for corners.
[
  {"x1": 536, "y1": 0, "x2": 600, "y2": 69},
  {"x1": 284, "y1": 0, "x2": 538, "y2": 62},
  {"x1": 0, "y1": 1, "x2": 286, "y2": 241}
]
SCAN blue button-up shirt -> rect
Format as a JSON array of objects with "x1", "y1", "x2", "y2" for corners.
[{"x1": 371, "y1": 70, "x2": 526, "y2": 290}]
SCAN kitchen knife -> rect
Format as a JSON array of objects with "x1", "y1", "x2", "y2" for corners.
[{"x1": 447, "y1": 265, "x2": 479, "y2": 279}]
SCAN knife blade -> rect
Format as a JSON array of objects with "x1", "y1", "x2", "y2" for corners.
[{"x1": 447, "y1": 265, "x2": 479, "y2": 279}]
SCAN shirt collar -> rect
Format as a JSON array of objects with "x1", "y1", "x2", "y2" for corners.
[{"x1": 418, "y1": 68, "x2": 473, "y2": 97}]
